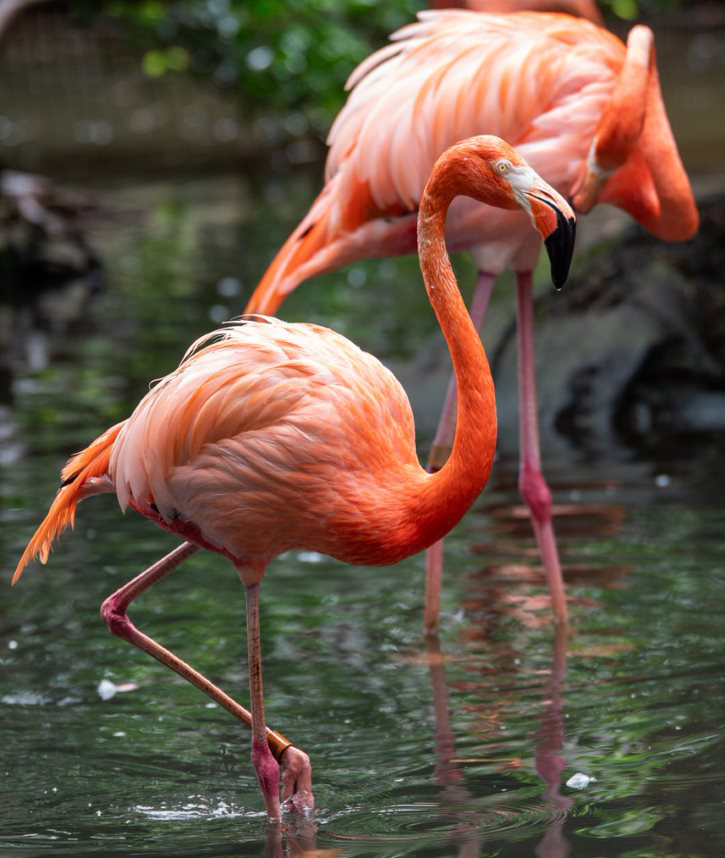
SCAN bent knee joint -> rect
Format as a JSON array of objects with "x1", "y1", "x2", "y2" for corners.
[
  {"x1": 520, "y1": 470, "x2": 552, "y2": 524},
  {"x1": 100, "y1": 596, "x2": 131, "y2": 638}
]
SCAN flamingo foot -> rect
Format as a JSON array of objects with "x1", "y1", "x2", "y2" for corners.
[
  {"x1": 280, "y1": 746, "x2": 315, "y2": 815},
  {"x1": 252, "y1": 736, "x2": 281, "y2": 820}
]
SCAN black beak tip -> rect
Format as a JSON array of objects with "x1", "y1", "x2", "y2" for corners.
[{"x1": 544, "y1": 212, "x2": 576, "y2": 290}]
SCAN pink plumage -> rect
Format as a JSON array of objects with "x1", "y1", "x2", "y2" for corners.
[
  {"x1": 245, "y1": 11, "x2": 696, "y2": 316},
  {"x1": 110, "y1": 318, "x2": 424, "y2": 570}
]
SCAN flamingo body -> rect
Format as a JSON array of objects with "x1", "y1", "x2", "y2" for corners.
[
  {"x1": 111, "y1": 319, "x2": 458, "y2": 572},
  {"x1": 246, "y1": 11, "x2": 696, "y2": 315},
  {"x1": 14, "y1": 317, "x2": 491, "y2": 581}
]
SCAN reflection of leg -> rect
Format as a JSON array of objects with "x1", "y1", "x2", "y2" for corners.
[
  {"x1": 244, "y1": 580, "x2": 281, "y2": 821},
  {"x1": 265, "y1": 824, "x2": 283, "y2": 858},
  {"x1": 534, "y1": 624, "x2": 572, "y2": 858},
  {"x1": 100, "y1": 543, "x2": 293, "y2": 755},
  {"x1": 534, "y1": 624, "x2": 569, "y2": 787},
  {"x1": 425, "y1": 637, "x2": 484, "y2": 857},
  {"x1": 515, "y1": 271, "x2": 568, "y2": 625},
  {"x1": 424, "y1": 271, "x2": 497, "y2": 635},
  {"x1": 284, "y1": 817, "x2": 320, "y2": 857},
  {"x1": 426, "y1": 636, "x2": 463, "y2": 787}
]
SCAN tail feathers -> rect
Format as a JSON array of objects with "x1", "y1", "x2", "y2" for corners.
[
  {"x1": 244, "y1": 182, "x2": 344, "y2": 316},
  {"x1": 12, "y1": 421, "x2": 124, "y2": 585},
  {"x1": 60, "y1": 421, "x2": 124, "y2": 486},
  {"x1": 244, "y1": 169, "x2": 387, "y2": 316}
]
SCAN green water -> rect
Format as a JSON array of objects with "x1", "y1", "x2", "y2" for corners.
[{"x1": 2, "y1": 172, "x2": 725, "y2": 856}]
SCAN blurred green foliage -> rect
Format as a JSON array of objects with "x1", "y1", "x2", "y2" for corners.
[
  {"x1": 69, "y1": 0, "x2": 680, "y2": 133},
  {"x1": 73, "y1": 0, "x2": 424, "y2": 132},
  {"x1": 601, "y1": 0, "x2": 679, "y2": 20}
]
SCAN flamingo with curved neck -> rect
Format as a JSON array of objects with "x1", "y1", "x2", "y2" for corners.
[
  {"x1": 13, "y1": 136, "x2": 575, "y2": 820},
  {"x1": 244, "y1": 12, "x2": 697, "y2": 634}
]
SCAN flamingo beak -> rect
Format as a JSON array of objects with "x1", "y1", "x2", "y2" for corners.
[{"x1": 526, "y1": 181, "x2": 577, "y2": 290}]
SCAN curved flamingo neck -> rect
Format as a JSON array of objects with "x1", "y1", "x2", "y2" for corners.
[{"x1": 410, "y1": 170, "x2": 497, "y2": 544}]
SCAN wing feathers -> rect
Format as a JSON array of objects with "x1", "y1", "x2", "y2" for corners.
[{"x1": 110, "y1": 321, "x2": 410, "y2": 526}]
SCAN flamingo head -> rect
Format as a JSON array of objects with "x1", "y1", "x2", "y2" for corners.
[{"x1": 442, "y1": 136, "x2": 577, "y2": 289}]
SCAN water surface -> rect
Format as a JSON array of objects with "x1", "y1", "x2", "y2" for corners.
[{"x1": 2, "y1": 173, "x2": 725, "y2": 857}]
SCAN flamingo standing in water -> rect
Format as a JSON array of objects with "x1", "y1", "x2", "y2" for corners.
[
  {"x1": 243, "y1": 11, "x2": 698, "y2": 632},
  {"x1": 13, "y1": 137, "x2": 575, "y2": 819}
]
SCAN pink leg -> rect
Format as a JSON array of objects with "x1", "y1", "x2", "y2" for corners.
[
  {"x1": 424, "y1": 270, "x2": 497, "y2": 635},
  {"x1": 515, "y1": 271, "x2": 568, "y2": 624},
  {"x1": 244, "y1": 581, "x2": 281, "y2": 820},
  {"x1": 100, "y1": 542, "x2": 311, "y2": 812}
]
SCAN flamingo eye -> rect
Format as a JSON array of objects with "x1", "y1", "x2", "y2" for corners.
[{"x1": 494, "y1": 160, "x2": 511, "y2": 175}]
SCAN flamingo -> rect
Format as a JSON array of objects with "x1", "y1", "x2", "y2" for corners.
[
  {"x1": 243, "y1": 11, "x2": 699, "y2": 632},
  {"x1": 431, "y1": 0, "x2": 603, "y2": 24},
  {"x1": 12, "y1": 137, "x2": 575, "y2": 820}
]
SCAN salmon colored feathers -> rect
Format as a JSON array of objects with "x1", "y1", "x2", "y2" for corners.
[
  {"x1": 245, "y1": 11, "x2": 697, "y2": 318},
  {"x1": 12, "y1": 422, "x2": 122, "y2": 584}
]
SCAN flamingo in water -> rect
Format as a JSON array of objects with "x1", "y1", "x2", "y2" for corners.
[
  {"x1": 243, "y1": 11, "x2": 699, "y2": 631},
  {"x1": 13, "y1": 137, "x2": 575, "y2": 819}
]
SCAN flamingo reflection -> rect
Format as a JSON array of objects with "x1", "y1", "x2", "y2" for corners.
[
  {"x1": 426, "y1": 624, "x2": 573, "y2": 857},
  {"x1": 532, "y1": 624, "x2": 572, "y2": 858}
]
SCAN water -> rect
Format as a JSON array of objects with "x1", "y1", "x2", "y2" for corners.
[{"x1": 2, "y1": 172, "x2": 725, "y2": 856}]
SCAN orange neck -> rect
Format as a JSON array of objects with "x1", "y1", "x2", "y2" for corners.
[{"x1": 409, "y1": 174, "x2": 497, "y2": 546}]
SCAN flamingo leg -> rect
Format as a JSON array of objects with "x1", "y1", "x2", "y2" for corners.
[
  {"x1": 424, "y1": 270, "x2": 497, "y2": 635},
  {"x1": 243, "y1": 580, "x2": 281, "y2": 820},
  {"x1": 99, "y1": 542, "x2": 310, "y2": 806},
  {"x1": 515, "y1": 271, "x2": 568, "y2": 625}
]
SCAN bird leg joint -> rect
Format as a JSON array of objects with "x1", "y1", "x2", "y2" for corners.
[
  {"x1": 519, "y1": 466, "x2": 552, "y2": 526},
  {"x1": 100, "y1": 595, "x2": 132, "y2": 639}
]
